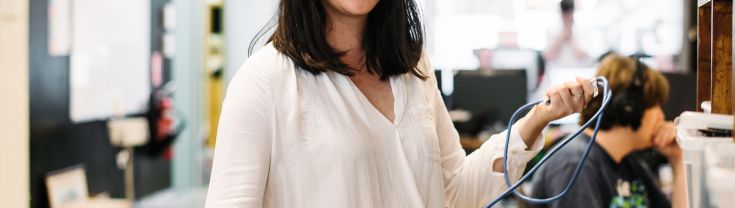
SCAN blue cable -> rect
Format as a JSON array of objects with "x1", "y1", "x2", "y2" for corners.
[{"x1": 484, "y1": 77, "x2": 613, "y2": 207}]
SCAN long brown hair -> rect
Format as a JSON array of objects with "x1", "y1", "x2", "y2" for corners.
[{"x1": 250, "y1": 0, "x2": 427, "y2": 80}]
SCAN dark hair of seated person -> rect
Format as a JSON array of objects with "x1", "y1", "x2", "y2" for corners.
[{"x1": 579, "y1": 54, "x2": 670, "y2": 130}]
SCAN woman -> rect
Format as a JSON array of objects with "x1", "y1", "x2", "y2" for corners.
[{"x1": 205, "y1": 0, "x2": 595, "y2": 207}]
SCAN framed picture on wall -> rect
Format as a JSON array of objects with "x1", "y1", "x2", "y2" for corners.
[{"x1": 45, "y1": 165, "x2": 88, "y2": 208}]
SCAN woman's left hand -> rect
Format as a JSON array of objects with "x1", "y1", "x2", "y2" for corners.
[
  {"x1": 532, "y1": 77, "x2": 596, "y2": 123},
  {"x1": 518, "y1": 77, "x2": 596, "y2": 148}
]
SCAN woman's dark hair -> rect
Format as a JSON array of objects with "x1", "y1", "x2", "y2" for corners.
[{"x1": 249, "y1": 0, "x2": 427, "y2": 80}]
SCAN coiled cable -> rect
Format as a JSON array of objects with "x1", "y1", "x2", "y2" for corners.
[{"x1": 484, "y1": 77, "x2": 613, "y2": 207}]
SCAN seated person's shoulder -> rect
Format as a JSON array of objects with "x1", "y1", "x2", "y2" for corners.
[
  {"x1": 540, "y1": 137, "x2": 601, "y2": 174},
  {"x1": 530, "y1": 136, "x2": 609, "y2": 208}
]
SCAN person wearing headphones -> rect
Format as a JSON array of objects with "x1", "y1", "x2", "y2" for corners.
[
  {"x1": 530, "y1": 54, "x2": 686, "y2": 208},
  {"x1": 204, "y1": 0, "x2": 596, "y2": 207}
]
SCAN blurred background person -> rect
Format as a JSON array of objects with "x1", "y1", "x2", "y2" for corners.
[{"x1": 543, "y1": 0, "x2": 593, "y2": 68}]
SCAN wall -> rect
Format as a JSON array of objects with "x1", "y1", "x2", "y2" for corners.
[
  {"x1": 28, "y1": 0, "x2": 172, "y2": 207},
  {"x1": 172, "y1": 0, "x2": 205, "y2": 189},
  {"x1": 0, "y1": 0, "x2": 30, "y2": 207},
  {"x1": 223, "y1": 0, "x2": 277, "y2": 84}
]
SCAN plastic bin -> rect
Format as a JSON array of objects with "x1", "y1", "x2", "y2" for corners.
[
  {"x1": 704, "y1": 143, "x2": 735, "y2": 207},
  {"x1": 675, "y1": 112, "x2": 732, "y2": 208}
]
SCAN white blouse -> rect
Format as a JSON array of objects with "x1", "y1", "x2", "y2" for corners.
[{"x1": 204, "y1": 44, "x2": 543, "y2": 208}]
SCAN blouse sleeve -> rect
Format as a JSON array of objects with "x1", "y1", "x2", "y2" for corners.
[
  {"x1": 426, "y1": 66, "x2": 544, "y2": 208},
  {"x1": 205, "y1": 60, "x2": 273, "y2": 208}
]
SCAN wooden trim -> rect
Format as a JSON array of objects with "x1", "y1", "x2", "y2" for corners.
[
  {"x1": 0, "y1": 0, "x2": 30, "y2": 207},
  {"x1": 697, "y1": 2, "x2": 713, "y2": 111},
  {"x1": 732, "y1": 0, "x2": 735, "y2": 143},
  {"x1": 711, "y1": 0, "x2": 733, "y2": 114}
]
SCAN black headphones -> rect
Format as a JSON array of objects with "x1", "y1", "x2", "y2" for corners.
[{"x1": 607, "y1": 55, "x2": 648, "y2": 131}]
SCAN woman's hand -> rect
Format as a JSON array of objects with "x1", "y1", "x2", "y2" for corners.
[
  {"x1": 517, "y1": 77, "x2": 596, "y2": 148},
  {"x1": 533, "y1": 77, "x2": 595, "y2": 123}
]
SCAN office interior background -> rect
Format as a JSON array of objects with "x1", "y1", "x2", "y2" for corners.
[{"x1": 1, "y1": 0, "x2": 734, "y2": 207}]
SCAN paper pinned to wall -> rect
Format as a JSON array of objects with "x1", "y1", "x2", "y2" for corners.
[
  {"x1": 70, "y1": 0, "x2": 150, "y2": 122},
  {"x1": 48, "y1": 0, "x2": 71, "y2": 56}
]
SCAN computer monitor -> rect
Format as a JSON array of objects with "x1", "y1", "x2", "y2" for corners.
[
  {"x1": 452, "y1": 70, "x2": 527, "y2": 135},
  {"x1": 662, "y1": 72, "x2": 696, "y2": 120}
]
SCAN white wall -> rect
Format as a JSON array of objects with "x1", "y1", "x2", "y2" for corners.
[
  {"x1": 173, "y1": 0, "x2": 205, "y2": 189},
  {"x1": 0, "y1": 0, "x2": 30, "y2": 207},
  {"x1": 172, "y1": 0, "x2": 279, "y2": 188},
  {"x1": 223, "y1": 0, "x2": 278, "y2": 85}
]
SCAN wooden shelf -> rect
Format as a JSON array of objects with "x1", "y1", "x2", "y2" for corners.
[
  {"x1": 696, "y1": 0, "x2": 735, "y2": 143},
  {"x1": 696, "y1": 0, "x2": 733, "y2": 114}
]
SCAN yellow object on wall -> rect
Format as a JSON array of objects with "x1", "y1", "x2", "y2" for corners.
[
  {"x1": 205, "y1": 2, "x2": 225, "y2": 148},
  {"x1": 208, "y1": 72, "x2": 224, "y2": 147}
]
